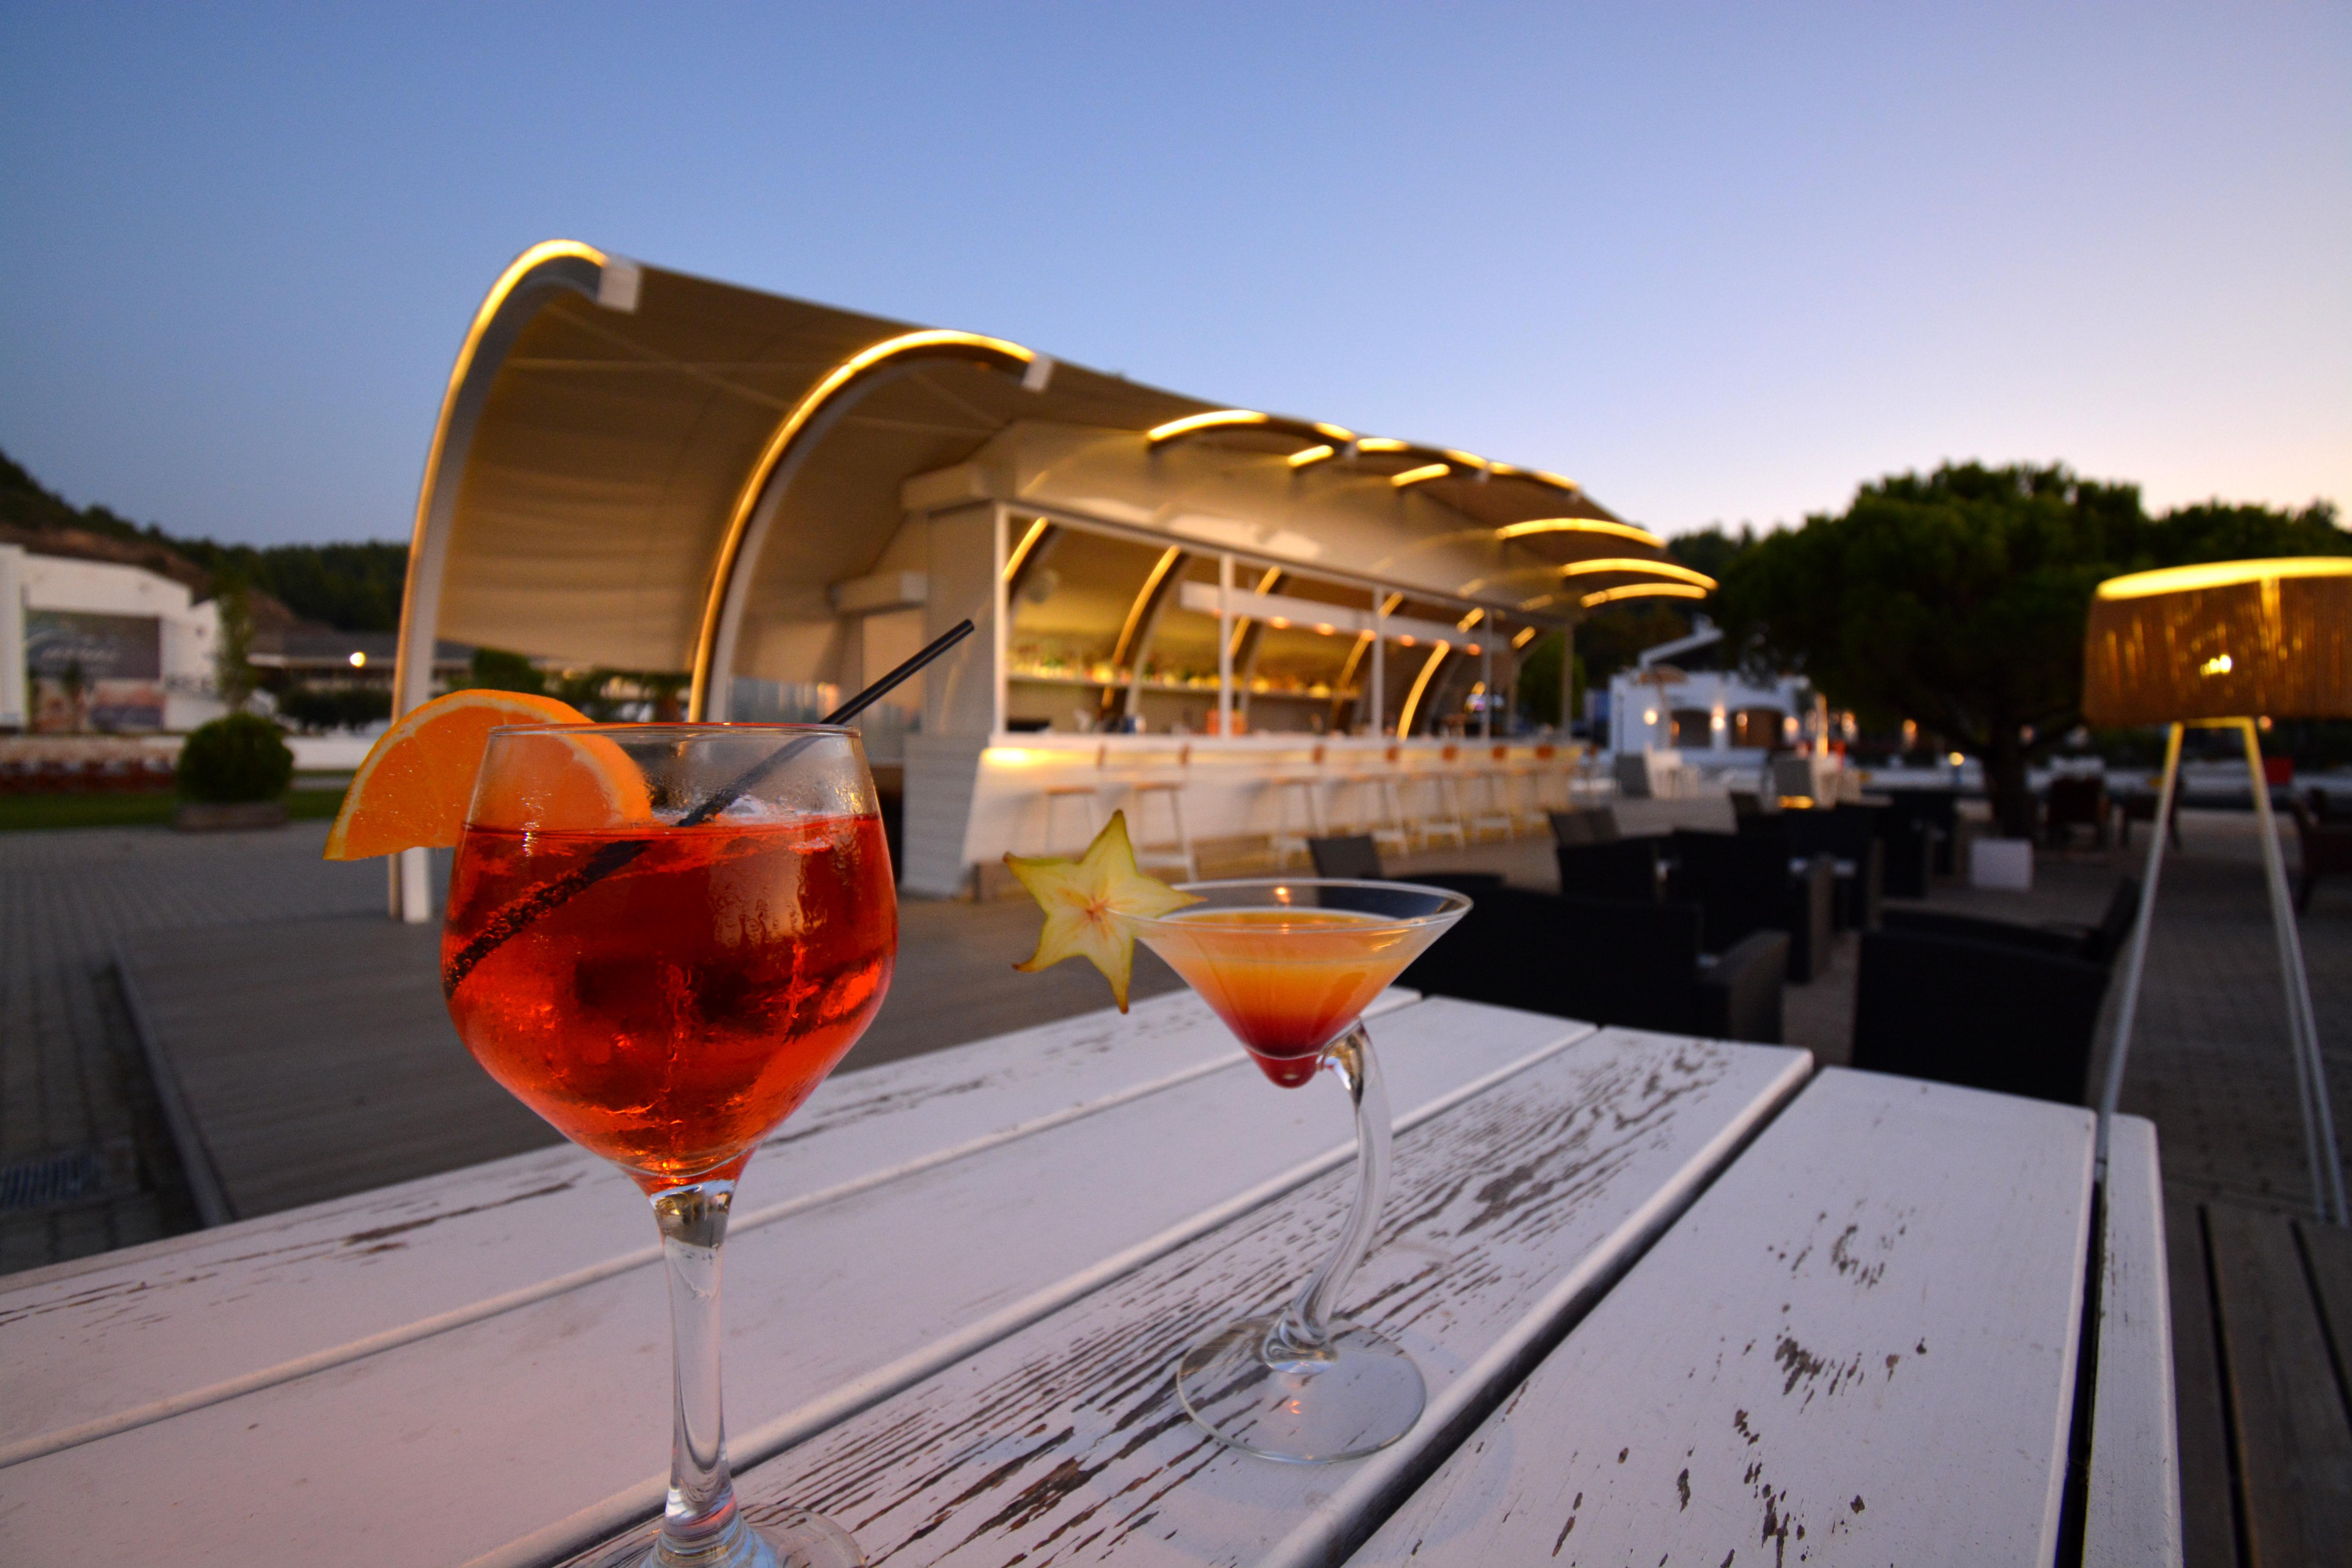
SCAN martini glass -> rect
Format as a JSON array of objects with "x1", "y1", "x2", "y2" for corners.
[
  {"x1": 1120, "y1": 878, "x2": 1471, "y2": 1463},
  {"x1": 442, "y1": 724, "x2": 895, "y2": 1568}
]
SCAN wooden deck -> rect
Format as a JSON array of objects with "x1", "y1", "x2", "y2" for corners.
[
  {"x1": 2168, "y1": 1198, "x2": 2352, "y2": 1565},
  {"x1": 113, "y1": 897, "x2": 1188, "y2": 1222}
]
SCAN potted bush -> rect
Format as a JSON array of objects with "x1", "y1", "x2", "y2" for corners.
[{"x1": 174, "y1": 713, "x2": 295, "y2": 831}]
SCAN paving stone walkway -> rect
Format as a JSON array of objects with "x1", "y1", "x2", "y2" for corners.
[{"x1": 0, "y1": 824, "x2": 386, "y2": 1272}]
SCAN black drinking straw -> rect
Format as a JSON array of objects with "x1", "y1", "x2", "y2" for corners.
[{"x1": 442, "y1": 619, "x2": 975, "y2": 995}]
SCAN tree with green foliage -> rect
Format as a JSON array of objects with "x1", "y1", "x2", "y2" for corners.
[
  {"x1": 1713, "y1": 463, "x2": 2348, "y2": 836},
  {"x1": 212, "y1": 579, "x2": 256, "y2": 711},
  {"x1": 4, "y1": 445, "x2": 409, "y2": 631},
  {"x1": 465, "y1": 646, "x2": 546, "y2": 695}
]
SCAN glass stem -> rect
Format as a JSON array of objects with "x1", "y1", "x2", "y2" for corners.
[
  {"x1": 651, "y1": 1180, "x2": 750, "y2": 1566},
  {"x1": 1274, "y1": 1024, "x2": 1390, "y2": 1356}
]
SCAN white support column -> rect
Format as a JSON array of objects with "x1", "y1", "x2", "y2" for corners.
[
  {"x1": 991, "y1": 504, "x2": 1008, "y2": 739},
  {"x1": 1216, "y1": 554, "x2": 1233, "y2": 736},
  {"x1": 1480, "y1": 642, "x2": 1494, "y2": 740},
  {"x1": 1561, "y1": 622, "x2": 1574, "y2": 733},
  {"x1": 1369, "y1": 598, "x2": 1387, "y2": 739},
  {"x1": 0, "y1": 544, "x2": 27, "y2": 731}
]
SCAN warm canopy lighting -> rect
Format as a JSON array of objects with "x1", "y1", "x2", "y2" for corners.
[
  {"x1": 1390, "y1": 463, "x2": 1451, "y2": 488},
  {"x1": 1494, "y1": 517, "x2": 1667, "y2": 549},
  {"x1": 692, "y1": 325, "x2": 1038, "y2": 716},
  {"x1": 1145, "y1": 410, "x2": 1269, "y2": 443},
  {"x1": 1003, "y1": 517, "x2": 1050, "y2": 582},
  {"x1": 1355, "y1": 437, "x2": 1410, "y2": 454},
  {"x1": 1580, "y1": 583, "x2": 1711, "y2": 609},
  {"x1": 1558, "y1": 557, "x2": 1717, "y2": 589},
  {"x1": 348, "y1": 651, "x2": 367, "y2": 668},
  {"x1": 1511, "y1": 626, "x2": 1538, "y2": 649},
  {"x1": 1396, "y1": 641, "x2": 1452, "y2": 738},
  {"x1": 1286, "y1": 444, "x2": 1335, "y2": 468},
  {"x1": 1486, "y1": 463, "x2": 1583, "y2": 495},
  {"x1": 2083, "y1": 555, "x2": 2352, "y2": 726}
]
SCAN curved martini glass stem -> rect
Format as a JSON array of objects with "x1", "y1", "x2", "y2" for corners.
[
  {"x1": 1271, "y1": 1023, "x2": 1389, "y2": 1357},
  {"x1": 650, "y1": 1180, "x2": 758, "y2": 1567}
]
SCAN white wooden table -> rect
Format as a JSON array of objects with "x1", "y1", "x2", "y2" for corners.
[{"x1": 0, "y1": 991, "x2": 2178, "y2": 1565}]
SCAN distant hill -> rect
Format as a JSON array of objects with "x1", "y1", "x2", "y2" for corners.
[{"x1": 1, "y1": 446, "x2": 408, "y2": 632}]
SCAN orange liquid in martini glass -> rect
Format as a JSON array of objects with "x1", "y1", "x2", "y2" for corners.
[{"x1": 1137, "y1": 908, "x2": 1434, "y2": 1087}]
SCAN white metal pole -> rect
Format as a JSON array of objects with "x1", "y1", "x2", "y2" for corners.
[
  {"x1": 1560, "y1": 624, "x2": 1573, "y2": 734},
  {"x1": 1369, "y1": 598, "x2": 1386, "y2": 739},
  {"x1": 991, "y1": 505, "x2": 1008, "y2": 739},
  {"x1": 1217, "y1": 554, "x2": 1233, "y2": 736},
  {"x1": 2239, "y1": 719, "x2": 2347, "y2": 1223},
  {"x1": 1480, "y1": 642, "x2": 1493, "y2": 741},
  {"x1": 2097, "y1": 723, "x2": 2182, "y2": 1175}
]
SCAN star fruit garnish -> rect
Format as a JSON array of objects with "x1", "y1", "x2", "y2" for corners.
[{"x1": 1005, "y1": 810, "x2": 1200, "y2": 1011}]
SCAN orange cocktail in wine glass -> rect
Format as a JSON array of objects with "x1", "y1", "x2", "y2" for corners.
[
  {"x1": 442, "y1": 723, "x2": 894, "y2": 1568},
  {"x1": 1118, "y1": 879, "x2": 1469, "y2": 1464}
]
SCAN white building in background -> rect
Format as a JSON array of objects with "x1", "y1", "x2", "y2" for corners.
[
  {"x1": 1607, "y1": 617, "x2": 1816, "y2": 770},
  {"x1": 0, "y1": 543, "x2": 227, "y2": 733}
]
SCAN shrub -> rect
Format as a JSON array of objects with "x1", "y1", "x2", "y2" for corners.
[{"x1": 176, "y1": 713, "x2": 294, "y2": 803}]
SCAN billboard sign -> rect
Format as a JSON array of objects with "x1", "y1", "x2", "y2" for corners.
[{"x1": 26, "y1": 610, "x2": 167, "y2": 731}]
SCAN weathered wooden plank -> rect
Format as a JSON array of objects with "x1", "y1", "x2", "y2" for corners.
[
  {"x1": 0, "y1": 986, "x2": 1412, "y2": 1466},
  {"x1": 0, "y1": 996, "x2": 1576, "y2": 1567},
  {"x1": 1351, "y1": 1069, "x2": 2096, "y2": 1568},
  {"x1": 2206, "y1": 1201, "x2": 2352, "y2": 1564},
  {"x1": 2301, "y1": 1216, "x2": 2352, "y2": 1403},
  {"x1": 594, "y1": 1031, "x2": 1812, "y2": 1568},
  {"x1": 2087, "y1": 1114, "x2": 2183, "y2": 1567},
  {"x1": 2165, "y1": 1197, "x2": 2238, "y2": 1568}
]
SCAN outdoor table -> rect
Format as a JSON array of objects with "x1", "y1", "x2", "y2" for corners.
[{"x1": 0, "y1": 990, "x2": 2176, "y2": 1565}]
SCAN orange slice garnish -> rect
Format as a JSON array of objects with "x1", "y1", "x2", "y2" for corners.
[
  {"x1": 323, "y1": 690, "x2": 650, "y2": 859},
  {"x1": 466, "y1": 728, "x2": 657, "y2": 834}
]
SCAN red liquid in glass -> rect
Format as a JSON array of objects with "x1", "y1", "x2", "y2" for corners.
[{"x1": 443, "y1": 815, "x2": 895, "y2": 1186}]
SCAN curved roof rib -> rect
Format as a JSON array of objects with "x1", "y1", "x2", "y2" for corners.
[{"x1": 392, "y1": 240, "x2": 1699, "y2": 728}]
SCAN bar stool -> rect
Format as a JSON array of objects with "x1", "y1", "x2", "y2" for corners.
[
  {"x1": 1372, "y1": 745, "x2": 1418, "y2": 855},
  {"x1": 1409, "y1": 746, "x2": 1470, "y2": 850},
  {"x1": 1498, "y1": 744, "x2": 1549, "y2": 835},
  {"x1": 1333, "y1": 745, "x2": 1411, "y2": 858},
  {"x1": 1118, "y1": 743, "x2": 1199, "y2": 882},
  {"x1": 1037, "y1": 744, "x2": 1109, "y2": 855},
  {"x1": 1463, "y1": 744, "x2": 1515, "y2": 841},
  {"x1": 1266, "y1": 744, "x2": 1332, "y2": 868},
  {"x1": 1530, "y1": 743, "x2": 1569, "y2": 814}
]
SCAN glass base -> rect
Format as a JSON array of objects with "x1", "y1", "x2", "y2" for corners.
[
  {"x1": 582, "y1": 1510, "x2": 863, "y2": 1568},
  {"x1": 1175, "y1": 1314, "x2": 1426, "y2": 1464}
]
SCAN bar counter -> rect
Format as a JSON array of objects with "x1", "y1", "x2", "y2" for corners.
[{"x1": 898, "y1": 731, "x2": 1586, "y2": 895}]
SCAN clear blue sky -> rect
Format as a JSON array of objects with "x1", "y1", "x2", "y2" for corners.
[{"x1": 3, "y1": 3, "x2": 2345, "y2": 547}]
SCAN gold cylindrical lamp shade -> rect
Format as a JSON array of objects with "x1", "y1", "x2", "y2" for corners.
[{"x1": 2082, "y1": 557, "x2": 2352, "y2": 726}]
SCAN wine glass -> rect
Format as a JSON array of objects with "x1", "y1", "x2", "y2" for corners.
[
  {"x1": 1118, "y1": 878, "x2": 1470, "y2": 1463},
  {"x1": 442, "y1": 724, "x2": 896, "y2": 1568}
]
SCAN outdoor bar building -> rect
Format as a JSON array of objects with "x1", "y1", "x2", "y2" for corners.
[{"x1": 388, "y1": 242, "x2": 1709, "y2": 909}]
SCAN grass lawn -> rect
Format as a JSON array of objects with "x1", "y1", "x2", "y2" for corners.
[{"x1": 0, "y1": 786, "x2": 350, "y2": 832}]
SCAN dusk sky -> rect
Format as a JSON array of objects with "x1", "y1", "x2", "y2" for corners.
[{"x1": 3, "y1": 3, "x2": 2345, "y2": 548}]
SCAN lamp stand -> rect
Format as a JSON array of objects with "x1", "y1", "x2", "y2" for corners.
[{"x1": 2097, "y1": 719, "x2": 2346, "y2": 1224}]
